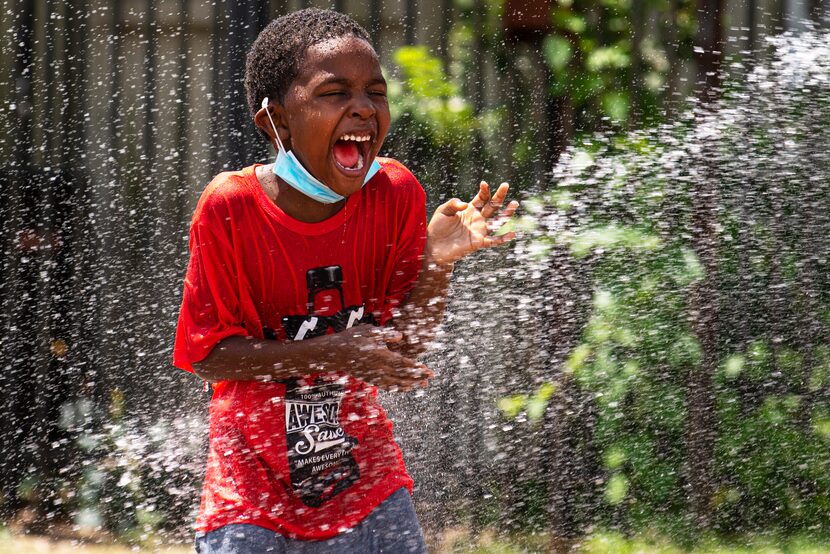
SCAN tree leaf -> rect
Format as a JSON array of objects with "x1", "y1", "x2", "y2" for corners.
[
  {"x1": 605, "y1": 473, "x2": 629, "y2": 505},
  {"x1": 497, "y1": 395, "x2": 526, "y2": 419},
  {"x1": 543, "y1": 35, "x2": 572, "y2": 72}
]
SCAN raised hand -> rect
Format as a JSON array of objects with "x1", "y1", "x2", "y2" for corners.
[{"x1": 426, "y1": 181, "x2": 519, "y2": 266}]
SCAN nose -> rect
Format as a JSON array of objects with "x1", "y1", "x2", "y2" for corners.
[{"x1": 351, "y1": 93, "x2": 375, "y2": 119}]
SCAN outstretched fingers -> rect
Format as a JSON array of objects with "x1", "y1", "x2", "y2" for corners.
[
  {"x1": 471, "y1": 181, "x2": 491, "y2": 211},
  {"x1": 483, "y1": 197, "x2": 520, "y2": 245},
  {"x1": 481, "y1": 182, "x2": 510, "y2": 219},
  {"x1": 487, "y1": 199, "x2": 520, "y2": 231},
  {"x1": 501, "y1": 199, "x2": 520, "y2": 219}
]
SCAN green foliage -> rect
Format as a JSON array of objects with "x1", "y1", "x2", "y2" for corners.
[
  {"x1": 542, "y1": 36, "x2": 572, "y2": 72},
  {"x1": 498, "y1": 383, "x2": 556, "y2": 422},
  {"x1": 384, "y1": 0, "x2": 701, "y2": 200},
  {"x1": 605, "y1": 473, "x2": 629, "y2": 505},
  {"x1": 542, "y1": 0, "x2": 697, "y2": 128},
  {"x1": 497, "y1": 394, "x2": 526, "y2": 419},
  {"x1": 498, "y1": 74, "x2": 830, "y2": 534},
  {"x1": 386, "y1": 3, "x2": 830, "y2": 543},
  {"x1": 389, "y1": 46, "x2": 477, "y2": 152}
]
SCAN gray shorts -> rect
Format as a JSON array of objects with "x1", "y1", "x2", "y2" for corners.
[{"x1": 194, "y1": 488, "x2": 427, "y2": 553}]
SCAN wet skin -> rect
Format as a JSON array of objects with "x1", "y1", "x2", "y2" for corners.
[{"x1": 254, "y1": 35, "x2": 390, "y2": 223}]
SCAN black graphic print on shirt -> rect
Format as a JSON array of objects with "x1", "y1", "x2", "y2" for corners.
[
  {"x1": 284, "y1": 378, "x2": 359, "y2": 507},
  {"x1": 263, "y1": 265, "x2": 375, "y2": 507},
  {"x1": 279, "y1": 265, "x2": 375, "y2": 341}
]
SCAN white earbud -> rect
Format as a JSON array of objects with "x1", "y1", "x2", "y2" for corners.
[{"x1": 261, "y1": 97, "x2": 284, "y2": 152}]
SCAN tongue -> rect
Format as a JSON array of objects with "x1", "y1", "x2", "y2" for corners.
[{"x1": 333, "y1": 141, "x2": 360, "y2": 169}]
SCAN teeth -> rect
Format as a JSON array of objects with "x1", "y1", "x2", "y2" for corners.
[{"x1": 339, "y1": 134, "x2": 371, "y2": 142}]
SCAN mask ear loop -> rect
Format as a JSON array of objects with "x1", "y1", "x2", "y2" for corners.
[{"x1": 261, "y1": 97, "x2": 286, "y2": 154}]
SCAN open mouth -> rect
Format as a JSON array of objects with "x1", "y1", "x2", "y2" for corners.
[{"x1": 332, "y1": 133, "x2": 372, "y2": 175}]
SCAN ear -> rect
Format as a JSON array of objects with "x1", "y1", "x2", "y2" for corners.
[{"x1": 254, "y1": 102, "x2": 290, "y2": 149}]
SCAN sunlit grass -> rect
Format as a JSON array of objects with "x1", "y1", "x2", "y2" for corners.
[
  {"x1": 437, "y1": 529, "x2": 830, "y2": 554},
  {"x1": 582, "y1": 532, "x2": 830, "y2": 554}
]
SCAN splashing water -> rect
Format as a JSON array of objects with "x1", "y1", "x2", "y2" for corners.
[
  {"x1": 3, "y1": 20, "x2": 830, "y2": 550},
  {"x1": 54, "y1": 28, "x2": 830, "y2": 546},
  {"x1": 390, "y1": 29, "x2": 830, "y2": 540}
]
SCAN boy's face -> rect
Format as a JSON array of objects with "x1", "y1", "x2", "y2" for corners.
[{"x1": 263, "y1": 35, "x2": 390, "y2": 198}]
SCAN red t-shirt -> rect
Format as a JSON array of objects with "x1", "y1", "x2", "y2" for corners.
[{"x1": 172, "y1": 159, "x2": 427, "y2": 539}]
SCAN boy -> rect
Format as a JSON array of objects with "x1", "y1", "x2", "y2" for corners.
[{"x1": 173, "y1": 9, "x2": 517, "y2": 553}]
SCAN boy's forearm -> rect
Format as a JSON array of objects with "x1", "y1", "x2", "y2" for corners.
[
  {"x1": 192, "y1": 325, "x2": 431, "y2": 388},
  {"x1": 192, "y1": 251, "x2": 453, "y2": 380},
  {"x1": 192, "y1": 334, "x2": 341, "y2": 382},
  {"x1": 390, "y1": 252, "x2": 454, "y2": 359}
]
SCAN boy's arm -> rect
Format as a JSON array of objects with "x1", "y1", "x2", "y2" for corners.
[
  {"x1": 192, "y1": 324, "x2": 432, "y2": 389},
  {"x1": 390, "y1": 181, "x2": 518, "y2": 358}
]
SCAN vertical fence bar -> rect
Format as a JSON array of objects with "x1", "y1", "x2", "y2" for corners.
[
  {"x1": 369, "y1": 0, "x2": 382, "y2": 48},
  {"x1": 13, "y1": 0, "x2": 33, "y2": 171},
  {"x1": 61, "y1": 0, "x2": 88, "y2": 170},
  {"x1": 404, "y1": 0, "x2": 417, "y2": 45},
  {"x1": 43, "y1": 0, "x2": 57, "y2": 163},
  {"x1": 209, "y1": 0, "x2": 226, "y2": 174},
  {"x1": 227, "y1": 0, "x2": 249, "y2": 169},
  {"x1": 695, "y1": 0, "x2": 724, "y2": 102},
  {"x1": 687, "y1": 0, "x2": 725, "y2": 528},
  {"x1": 272, "y1": 0, "x2": 289, "y2": 15},
  {"x1": 471, "y1": 0, "x2": 484, "y2": 114},
  {"x1": 0, "y1": 0, "x2": 19, "y2": 510},
  {"x1": 253, "y1": 0, "x2": 270, "y2": 41},
  {"x1": 35, "y1": 0, "x2": 63, "y2": 517},
  {"x1": 107, "y1": 0, "x2": 123, "y2": 164},
  {"x1": 97, "y1": 0, "x2": 123, "y2": 409},
  {"x1": 175, "y1": 0, "x2": 190, "y2": 225},
  {"x1": 143, "y1": 0, "x2": 158, "y2": 178},
  {"x1": 663, "y1": 0, "x2": 681, "y2": 115},
  {"x1": 438, "y1": 0, "x2": 453, "y2": 71},
  {"x1": 630, "y1": 0, "x2": 644, "y2": 126},
  {"x1": 128, "y1": 0, "x2": 160, "y2": 401},
  {"x1": 64, "y1": 0, "x2": 98, "y2": 409}
]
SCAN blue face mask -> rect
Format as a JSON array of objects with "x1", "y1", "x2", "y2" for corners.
[{"x1": 261, "y1": 97, "x2": 381, "y2": 204}]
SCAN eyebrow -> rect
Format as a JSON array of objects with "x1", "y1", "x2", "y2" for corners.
[{"x1": 317, "y1": 76, "x2": 387, "y2": 87}]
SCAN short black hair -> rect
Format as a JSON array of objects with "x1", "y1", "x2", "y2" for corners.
[{"x1": 244, "y1": 8, "x2": 372, "y2": 120}]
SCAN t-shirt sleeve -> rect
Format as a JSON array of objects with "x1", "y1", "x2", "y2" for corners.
[
  {"x1": 379, "y1": 166, "x2": 427, "y2": 325},
  {"x1": 173, "y1": 193, "x2": 248, "y2": 373}
]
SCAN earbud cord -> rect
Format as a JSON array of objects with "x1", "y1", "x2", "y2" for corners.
[
  {"x1": 260, "y1": 98, "x2": 283, "y2": 202},
  {"x1": 263, "y1": 103, "x2": 286, "y2": 154}
]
